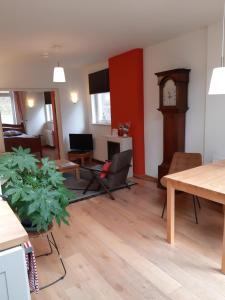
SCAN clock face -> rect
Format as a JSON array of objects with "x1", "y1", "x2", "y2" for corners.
[{"x1": 163, "y1": 79, "x2": 176, "y2": 106}]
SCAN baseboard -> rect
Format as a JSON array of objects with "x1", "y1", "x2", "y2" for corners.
[{"x1": 134, "y1": 174, "x2": 157, "y2": 183}]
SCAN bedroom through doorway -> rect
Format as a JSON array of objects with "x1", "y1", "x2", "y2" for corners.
[{"x1": 0, "y1": 90, "x2": 60, "y2": 160}]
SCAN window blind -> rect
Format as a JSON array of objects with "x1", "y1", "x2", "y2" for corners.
[{"x1": 88, "y1": 69, "x2": 110, "y2": 94}]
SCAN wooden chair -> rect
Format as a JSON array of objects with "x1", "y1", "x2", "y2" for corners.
[{"x1": 161, "y1": 152, "x2": 202, "y2": 224}]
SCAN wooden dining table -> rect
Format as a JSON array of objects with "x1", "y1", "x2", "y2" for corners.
[{"x1": 165, "y1": 159, "x2": 225, "y2": 273}]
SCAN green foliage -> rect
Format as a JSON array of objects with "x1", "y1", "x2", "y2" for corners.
[{"x1": 0, "y1": 147, "x2": 72, "y2": 232}]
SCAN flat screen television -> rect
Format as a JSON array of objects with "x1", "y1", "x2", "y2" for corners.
[{"x1": 69, "y1": 134, "x2": 93, "y2": 152}]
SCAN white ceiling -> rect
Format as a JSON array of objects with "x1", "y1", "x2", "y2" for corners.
[{"x1": 0, "y1": 0, "x2": 224, "y2": 67}]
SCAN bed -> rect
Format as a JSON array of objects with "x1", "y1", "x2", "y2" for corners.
[{"x1": 2, "y1": 123, "x2": 43, "y2": 158}]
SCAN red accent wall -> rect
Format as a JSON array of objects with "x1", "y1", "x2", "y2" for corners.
[{"x1": 109, "y1": 49, "x2": 145, "y2": 176}]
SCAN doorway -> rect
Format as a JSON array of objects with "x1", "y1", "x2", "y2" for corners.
[{"x1": 0, "y1": 89, "x2": 60, "y2": 160}]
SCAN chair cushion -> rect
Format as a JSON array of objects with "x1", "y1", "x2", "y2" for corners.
[{"x1": 99, "y1": 161, "x2": 112, "y2": 179}]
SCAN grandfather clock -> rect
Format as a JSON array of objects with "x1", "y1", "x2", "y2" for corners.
[{"x1": 155, "y1": 68, "x2": 190, "y2": 187}]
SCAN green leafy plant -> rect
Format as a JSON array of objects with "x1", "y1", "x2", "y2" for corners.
[{"x1": 0, "y1": 147, "x2": 72, "y2": 232}]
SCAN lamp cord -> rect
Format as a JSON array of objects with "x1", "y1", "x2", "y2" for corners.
[{"x1": 222, "y1": 2, "x2": 225, "y2": 67}]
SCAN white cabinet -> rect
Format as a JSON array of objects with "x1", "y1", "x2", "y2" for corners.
[
  {"x1": 0, "y1": 201, "x2": 30, "y2": 300},
  {"x1": 0, "y1": 246, "x2": 30, "y2": 300}
]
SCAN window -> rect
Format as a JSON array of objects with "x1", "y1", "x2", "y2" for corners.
[
  {"x1": 45, "y1": 104, "x2": 53, "y2": 122},
  {"x1": 91, "y1": 92, "x2": 111, "y2": 125},
  {"x1": 0, "y1": 91, "x2": 17, "y2": 124}
]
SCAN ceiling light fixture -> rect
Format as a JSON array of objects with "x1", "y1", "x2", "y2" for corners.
[
  {"x1": 53, "y1": 62, "x2": 66, "y2": 83},
  {"x1": 41, "y1": 52, "x2": 49, "y2": 59},
  {"x1": 52, "y1": 45, "x2": 66, "y2": 83},
  {"x1": 209, "y1": 3, "x2": 225, "y2": 94}
]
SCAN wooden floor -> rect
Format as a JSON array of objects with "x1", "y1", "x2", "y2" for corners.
[{"x1": 31, "y1": 179, "x2": 225, "y2": 300}]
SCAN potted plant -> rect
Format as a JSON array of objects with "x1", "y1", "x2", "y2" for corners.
[{"x1": 0, "y1": 147, "x2": 72, "y2": 232}]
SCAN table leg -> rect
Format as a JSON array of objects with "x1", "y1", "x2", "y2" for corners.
[
  {"x1": 167, "y1": 182, "x2": 175, "y2": 244},
  {"x1": 222, "y1": 206, "x2": 225, "y2": 273},
  {"x1": 75, "y1": 167, "x2": 80, "y2": 180}
]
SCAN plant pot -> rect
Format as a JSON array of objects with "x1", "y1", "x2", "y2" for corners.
[{"x1": 22, "y1": 219, "x2": 53, "y2": 234}]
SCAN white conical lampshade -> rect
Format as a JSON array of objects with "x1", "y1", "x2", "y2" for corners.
[
  {"x1": 53, "y1": 66, "x2": 66, "y2": 83},
  {"x1": 209, "y1": 67, "x2": 225, "y2": 94}
]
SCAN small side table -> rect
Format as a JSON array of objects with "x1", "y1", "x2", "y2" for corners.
[
  {"x1": 55, "y1": 159, "x2": 80, "y2": 180},
  {"x1": 68, "y1": 151, "x2": 93, "y2": 166}
]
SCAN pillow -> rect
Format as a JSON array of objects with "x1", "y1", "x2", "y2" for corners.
[
  {"x1": 99, "y1": 161, "x2": 112, "y2": 179},
  {"x1": 4, "y1": 130, "x2": 22, "y2": 137}
]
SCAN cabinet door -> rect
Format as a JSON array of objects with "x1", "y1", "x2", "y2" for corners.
[{"x1": 0, "y1": 246, "x2": 30, "y2": 300}]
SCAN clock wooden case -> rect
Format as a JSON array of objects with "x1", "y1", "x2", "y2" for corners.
[{"x1": 155, "y1": 68, "x2": 190, "y2": 187}]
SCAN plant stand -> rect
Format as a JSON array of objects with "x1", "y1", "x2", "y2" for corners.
[{"x1": 29, "y1": 228, "x2": 66, "y2": 291}]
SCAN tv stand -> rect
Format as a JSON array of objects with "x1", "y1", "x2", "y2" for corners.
[{"x1": 68, "y1": 150, "x2": 93, "y2": 165}]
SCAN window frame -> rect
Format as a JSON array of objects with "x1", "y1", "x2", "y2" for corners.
[
  {"x1": 44, "y1": 103, "x2": 53, "y2": 122},
  {"x1": 0, "y1": 91, "x2": 17, "y2": 124},
  {"x1": 91, "y1": 92, "x2": 111, "y2": 125}
]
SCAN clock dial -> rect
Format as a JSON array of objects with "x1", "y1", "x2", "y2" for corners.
[{"x1": 163, "y1": 79, "x2": 176, "y2": 106}]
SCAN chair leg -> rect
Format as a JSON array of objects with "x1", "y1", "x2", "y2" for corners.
[
  {"x1": 161, "y1": 198, "x2": 166, "y2": 218},
  {"x1": 192, "y1": 195, "x2": 198, "y2": 224},
  {"x1": 83, "y1": 176, "x2": 95, "y2": 194},
  {"x1": 126, "y1": 182, "x2": 131, "y2": 190},
  {"x1": 100, "y1": 182, "x2": 115, "y2": 200},
  {"x1": 196, "y1": 196, "x2": 201, "y2": 209},
  {"x1": 161, "y1": 194, "x2": 199, "y2": 223},
  {"x1": 95, "y1": 176, "x2": 115, "y2": 200}
]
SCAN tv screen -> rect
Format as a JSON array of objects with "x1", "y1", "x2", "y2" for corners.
[{"x1": 69, "y1": 134, "x2": 93, "y2": 152}]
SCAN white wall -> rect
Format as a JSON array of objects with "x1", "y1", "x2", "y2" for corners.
[
  {"x1": 58, "y1": 70, "x2": 89, "y2": 152},
  {"x1": 0, "y1": 59, "x2": 88, "y2": 157},
  {"x1": 144, "y1": 29, "x2": 207, "y2": 177},
  {"x1": 24, "y1": 92, "x2": 45, "y2": 136},
  {"x1": 205, "y1": 22, "x2": 225, "y2": 163}
]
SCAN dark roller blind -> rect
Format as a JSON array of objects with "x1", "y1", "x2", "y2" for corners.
[
  {"x1": 88, "y1": 69, "x2": 110, "y2": 94},
  {"x1": 44, "y1": 92, "x2": 52, "y2": 105}
]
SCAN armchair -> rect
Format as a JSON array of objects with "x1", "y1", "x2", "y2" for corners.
[{"x1": 82, "y1": 150, "x2": 133, "y2": 200}]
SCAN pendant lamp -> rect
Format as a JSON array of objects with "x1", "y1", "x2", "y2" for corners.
[
  {"x1": 209, "y1": 3, "x2": 225, "y2": 94},
  {"x1": 53, "y1": 62, "x2": 66, "y2": 83}
]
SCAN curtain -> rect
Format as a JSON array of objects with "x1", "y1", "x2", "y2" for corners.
[
  {"x1": 51, "y1": 91, "x2": 60, "y2": 158},
  {"x1": 14, "y1": 91, "x2": 26, "y2": 124},
  {"x1": 0, "y1": 117, "x2": 5, "y2": 153}
]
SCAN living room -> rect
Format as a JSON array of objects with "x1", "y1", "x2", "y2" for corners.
[{"x1": 1, "y1": 0, "x2": 225, "y2": 299}]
